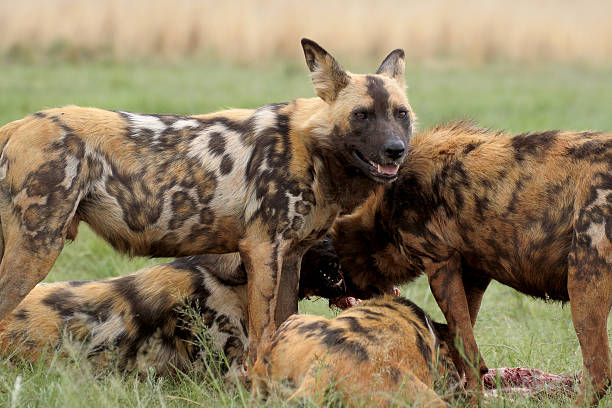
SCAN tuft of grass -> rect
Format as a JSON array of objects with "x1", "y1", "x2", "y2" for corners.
[{"x1": 0, "y1": 59, "x2": 611, "y2": 406}]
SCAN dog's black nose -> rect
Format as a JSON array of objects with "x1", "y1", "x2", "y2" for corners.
[{"x1": 383, "y1": 140, "x2": 405, "y2": 160}]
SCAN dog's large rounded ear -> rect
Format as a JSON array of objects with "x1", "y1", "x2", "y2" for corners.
[
  {"x1": 376, "y1": 49, "x2": 405, "y2": 89},
  {"x1": 301, "y1": 38, "x2": 350, "y2": 103}
]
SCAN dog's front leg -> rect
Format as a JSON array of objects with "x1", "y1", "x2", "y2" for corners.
[
  {"x1": 274, "y1": 250, "x2": 303, "y2": 326},
  {"x1": 239, "y1": 237, "x2": 276, "y2": 364},
  {"x1": 426, "y1": 252, "x2": 483, "y2": 403},
  {"x1": 239, "y1": 236, "x2": 302, "y2": 364}
]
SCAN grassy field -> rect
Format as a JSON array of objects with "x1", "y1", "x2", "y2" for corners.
[{"x1": 0, "y1": 59, "x2": 612, "y2": 407}]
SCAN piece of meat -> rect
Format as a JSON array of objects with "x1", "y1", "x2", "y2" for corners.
[{"x1": 483, "y1": 367, "x2": 577, "y2": 399}]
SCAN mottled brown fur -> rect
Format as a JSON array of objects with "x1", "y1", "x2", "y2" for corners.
[
  {"x1": 251, "y1": 296, "x2": 462, "y2": 407},
  {"x1": 0, "y1": 248, "x2": 345, "y2": 375},
  {"x1": 0, "y1": 39, "x2": 413, "y2": 361},
  {"x1": 315, "y1": 121, "x2": 612, "y2": 404}
]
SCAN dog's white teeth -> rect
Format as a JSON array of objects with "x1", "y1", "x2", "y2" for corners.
[{"x1": 377, "y1": 163, "x2": 381, "y2": 173}]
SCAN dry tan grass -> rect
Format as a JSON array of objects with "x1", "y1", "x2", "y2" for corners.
[{"x1": 0, "y1": 0, "x2": 611, "y2": 63}]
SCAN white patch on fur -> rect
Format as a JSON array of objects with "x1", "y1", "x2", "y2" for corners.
[
  {"x1": 0, "y1": 160, "x2": 7, "y2": 182},
  {"x1": 157, "y1": 185, "x2": 201, "y2": 232},
  {"x1": 189, "y1": 123, "x2": 252, "y2": 218},
  {"x1": 12, "y1": 189, "x2": 48, "y2": 206},
  {"x1": 201, "y1": 272, "x2": 248, "y2": 367},
  {"x1": 285, "y1": 191, "x2": 303, "y2": 221},
  {"x1": 189, "y1": 124, "x2": 233, "y2": 166},
  {"x1": 245, "y1": 195, "x2": 264, "y2": 223},
  {"x1": 424, "y1": 314, "x2": 436, "y2": 346},
  {"x1": 120, "y1": 112, "x2": 167, "y2": 141},
  {"x1": 252, "y1": 106, "x2": 277, "y2": 136},
  {"x1": 171, "y1": 119, "x2": 200, "y2": 130},
  {"x1": 582, "y1": 188, "x2": 612, "y2": 261},
  {"x1": 84, "y1": 313, "x2": 126, "y2": 351},
  {"x1": 585, "y1": 188, "x2": 611, "y2": 210},
  {"x1": 209, "y1": 135, "x2": 252, "y2": 218},
  {"x1": 585, "y1": 221, "x2": 612, "y2": 263},
  {"x1": 60, "y1": 155, "x2": 80, "y2": 190},
  {"x1": 79, "y1": 146, "x2": 128, "y2": 230}
]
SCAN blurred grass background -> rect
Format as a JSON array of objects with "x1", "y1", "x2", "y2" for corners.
[
  {"x1": 1, "y1": 0, "x2": 612, "y2": 65},
  {"x1": 1, "y1": 0, "x2": 612, "y2": 406}
]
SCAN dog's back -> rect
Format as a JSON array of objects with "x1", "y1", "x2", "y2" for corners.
[{"x1": 252, "y1": 296, "x2": 461, "y2": 407}]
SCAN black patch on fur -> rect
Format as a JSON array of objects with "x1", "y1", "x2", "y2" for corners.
[
  {"x1": 336, "y1": 316, "x2": 376, "y2": 342},
  {"x1": 207, "y1": 132, "x2": 226, "y2": 156},
  {"x1": 358, "y1": 308, "x2": 386, "y2": 319},
  {"x1": 13, "y1": 308, "x2": 28, "y2": 320},
  {"x1": 566, "y1": 138, "x2": 612, "y2": 161},
  {"x1": 392, "y1": 297, "x2": 432, "y2": 330},
  {"x1": 366, "y1": 75, "x2": 391, "y2": 114},
  {"x1": 388, "y1": 366, "x2": 402, "y2": 384},
  {"x1": 25, "y1": 160, "x2": 69, "y2": 197},
  {"x1": 462, "y1": 142, "x2": 483, "y2": 155},
  {"x1": 111, "y1": 274, "x2": 174, "y2": 358},
  {"x1": 42, "y1": 288, "x2": 79, "y2": 319},
  {"x1": 169, "y1": 191, "x2": 197, "y2": 229},
  {"x1": 511, "y1": 130, "x2": 558, "y2": 161},
  {"x1": 320, "y1": 326, "x2": 370, "y2": 362},
  {"x1": 220, "y1": 154, "x2": 233, "y2": 175},
  {"x1": 474, "y1": 194, "x2": 490, "y2": 220},
  {"x1": 68, "y1": 280, "x2": 91, "y2": 287},
  {"x1": 414, "y1": 328, "x2": 432, "y2": 368}
]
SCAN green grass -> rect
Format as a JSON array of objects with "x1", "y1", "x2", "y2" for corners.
[{"x1": 1, "y1": 59, "x2": 612, "y2": 407}]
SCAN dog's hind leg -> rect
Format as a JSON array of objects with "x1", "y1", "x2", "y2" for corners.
[
  {"x1": 0, "y1": 210, "x2": 69, "y2": 320},
  {"x1": 0, "y1": 180, "x2": 83, "y2": 320},
  {"x1": 427, "y1": 251, "x2": 483, "y2": 402},
  {"x1": 569, "y1": 197, "x2": 612, "y2": 405}
]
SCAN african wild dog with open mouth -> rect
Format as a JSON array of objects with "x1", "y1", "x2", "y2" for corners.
[
  {"x1": 251, "y1": 295, "x2": 462, "y2": 408},
  {"x1": 307, "y1": 121, "x2": 612, "y2": 404},
  {"x1": 0, "y1": 39, "x2": 414, "y2": 360},
  {"x1": 0, "y1": 242, "x2": 345, "y2": 376}
]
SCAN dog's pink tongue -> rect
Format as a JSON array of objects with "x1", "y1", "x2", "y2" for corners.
[{"x1": 380, "y1": 163, "x2": 399, "y2": 175}]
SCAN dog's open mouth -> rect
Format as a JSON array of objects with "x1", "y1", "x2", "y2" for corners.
[{"x1": 351, "y1": 150, "x2": 399, "y2": 180}]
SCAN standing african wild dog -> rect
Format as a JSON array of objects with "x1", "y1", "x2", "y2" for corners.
[
  {"x1": 0, "y1": 39, "x2": 414, "y2": 360},
  {"x1": 0, "y1": 244, "x2": 346, "y2": 375},
  {"x1": 310, "y1": 121, "x2": 612, "y2": 404},
  {"x1": 251, "y1": 295, "x2": 462, "y2": 407}
]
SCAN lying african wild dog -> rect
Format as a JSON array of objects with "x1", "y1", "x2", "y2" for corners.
[
  {"x1": 252, "y1": 295, "x2": 462, "y2": 408},
  {"x1": 313, "y1": 120, "x2": 612, "y2": 404},
  {"x1": 0, "y1": 243, "x2": 345, "y2": 376},
  {"x1": 0, "y1": 39, "x2": 414, "y2": 360}
]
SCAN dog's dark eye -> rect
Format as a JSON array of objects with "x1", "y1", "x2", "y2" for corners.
[
  {"x1": 397, "y1": 109, "x2": 408, "y2": 120},
  {"x1": 354, "y1": 111, "x2": 368, "y2": 120}
]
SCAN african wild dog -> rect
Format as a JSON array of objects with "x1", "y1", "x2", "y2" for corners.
[
  {"x1": 0, "y1": 244, "x2": 345, "y2": 376},
  {"x1": 0, "y1": 39, "x2": 413, "y2": 360},
  {"x1": 308, "y1": 121, "x2": 612, "y2": 404},
  {"x1": 251, "y1": 295, "x2": 462, "y2": 407}
]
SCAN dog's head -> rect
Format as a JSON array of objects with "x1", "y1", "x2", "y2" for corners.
[
  {"x1": 298, "y1": 235, "x2": 346, "y2": 300},
  {"x1": 301, "y1": 38, "x2": 413, "y2": 183}
]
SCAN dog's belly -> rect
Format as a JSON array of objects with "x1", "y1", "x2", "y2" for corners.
[
  {"x1": 78, "y1": 186, "x2": 244, "y2": 257},
  {"x1": 463, "y1": 245, "x2": 570, "y2": 301}
]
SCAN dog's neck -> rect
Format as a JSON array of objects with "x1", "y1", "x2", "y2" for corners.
[{"x1": 313, "y1": 151, "x2": 383, "y2": 214}]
